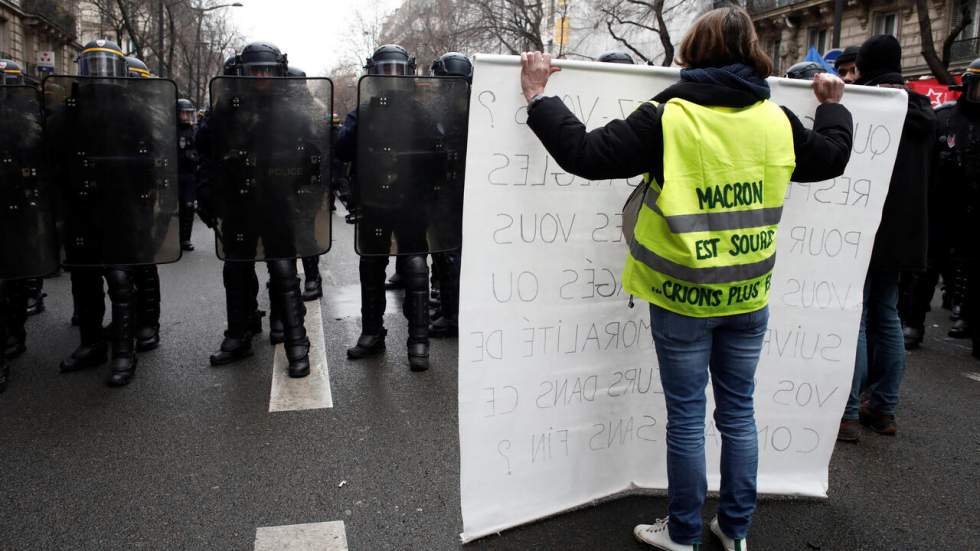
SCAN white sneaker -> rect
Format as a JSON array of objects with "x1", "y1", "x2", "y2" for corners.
[
  {"x1": 633, "y1": 517, "x2": 701, "y2": 550},
  {"x1": 710, "y1": 516, "x2": 748, "y2": 551}
]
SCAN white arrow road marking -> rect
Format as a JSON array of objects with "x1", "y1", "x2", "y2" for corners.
[
  {"x1": 963, "y1": 372, "x2": 980, "y2": 384},
  {"x1": 254, "y1": 521, "x2": 348, "y2": 551},
  {"x1": 269, "y1": 261, "x2": 333, "y2": 412}
]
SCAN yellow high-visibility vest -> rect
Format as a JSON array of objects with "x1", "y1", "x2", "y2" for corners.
[{"x1": 622, "y1": 97, "x2": 796, "y2": 317}]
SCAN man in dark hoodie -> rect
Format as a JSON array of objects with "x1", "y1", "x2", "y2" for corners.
[{"x1": 839, "y1": 35, "x2": 937, "y2": 442}]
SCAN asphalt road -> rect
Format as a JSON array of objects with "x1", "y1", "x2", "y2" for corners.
[{"x1": 1, "y1": 214, "x2": 978, "y2": 551}]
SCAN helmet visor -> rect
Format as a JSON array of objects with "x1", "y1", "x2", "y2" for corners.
[
  {"x1": 243, "y1": 62, "x2": 282, "y2": 77},
  {"x1": 179, "y1": 109, "x2": 197, "y2": 125},
  {"x1": 79, "y1": 52, "x2": 127, "y2": 77},
  {"x1": 373, "y1": 61, "x2": 409, "y2": 76}
]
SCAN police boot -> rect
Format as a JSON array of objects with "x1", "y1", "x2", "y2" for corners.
[
  {"x1": 949, "y1": 313, "x2": 971, "y2": 339},
  {"x1": 105, "y1": 270, "x2": 137, "y2": 387},
  {"x1": 302, "y1": 255, "x2": 323, "y2": 302},
  {"x1": 0, "y1": 287, "x2": 9, "y2": 393},
  {"x1": 210, "y1": 263, "x2": 260, "y2": 366},
  {"x1": 61, "y1": 270, "x2": 107, "y2": 373},
  {"x1": 180, "y1": 202, "x2": 195, "y2": 251},
  {"x1": 268, "y1": 260, "x2": 310, "y2": 377},
  {"x1": 429, "y1": 253, "x2": 459, "y2": 339},
  {"x1": 134, "y1": 266, "x2": 161, "y2": 352},
  {"x1": 348, "y1": 257, "x2": 387, "y2": 360},
  {"x1": 24, "y1": 278, "x2": 46, "y2": 316},
  {"x1": 903, "y1": 324, "x2": 924, "y2": 350},
  {"x1": 268, "y1": 282, "x2": 285, "y2": 345},
  {"x1": 403, "y1": 255, "x2": 430, "y2": 372},
  {"x1": 4, "y1": 280, "x2": 28, "y2": 360}
]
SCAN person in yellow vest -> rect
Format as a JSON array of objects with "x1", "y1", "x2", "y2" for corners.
[{"x1": 520, "y1": 7, "x2": 852, "y2": 551}]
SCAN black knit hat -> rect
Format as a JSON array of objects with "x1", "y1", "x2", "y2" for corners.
[
  {"x1": 856, "y1": 35, "x2": 903, "y2": 83},
  {"x1": 834, "y1": 45, "x2": 859, "y2": 69}
]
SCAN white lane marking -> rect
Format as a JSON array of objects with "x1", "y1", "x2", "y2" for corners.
[
  {"x1": 269, "y1": 261, "x2": 333, "y2": 412},
  {"x1": 254, "y1": 521, "x2": 348, "y2": 551},
  {"x1": 963, "y1": 372, "x2": 980, "y2": 384}
]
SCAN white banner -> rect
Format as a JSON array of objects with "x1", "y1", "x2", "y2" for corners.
[{"x1": 458, "y1": 55, "x2": 908, "y2": 542}]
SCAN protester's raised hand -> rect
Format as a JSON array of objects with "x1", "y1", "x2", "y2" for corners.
[
  {"x1": 520, "y1": 51, "x2": 561, "y2": 103},
  {"x1": 812, "y1": 72, "x2": 845, "y2": 104}
]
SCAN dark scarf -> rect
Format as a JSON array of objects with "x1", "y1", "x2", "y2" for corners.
[{"x1": 678, "y1": 63, "x2": 770, "y2": 101}]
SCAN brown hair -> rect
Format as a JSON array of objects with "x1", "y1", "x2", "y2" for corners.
[{"x1": 676, "y1": 6, "x2": 773, "y2": 78}]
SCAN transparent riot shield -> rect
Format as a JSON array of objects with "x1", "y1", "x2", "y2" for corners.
[
  {"x1": 354, "y1": 75, "x2": 469, "y2": 256},
  {"x1": 207, "y1": 76, "x2": 333, "y2": 262},
  {"x1": 43, "y1": 76, "x2": 180, "y2": 267},
  {"x1": 0, "y1": 85, "x2": 59, "y2": 279}
]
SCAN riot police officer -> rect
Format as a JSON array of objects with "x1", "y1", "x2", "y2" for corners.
[
  {"x1": 339, "y1": 44, "x2": 467, "y2": 371},
  {"x1": 1, "y1": 58, "x2": 59, "y2": 383},
  {"x1": 126, "y1": 56, "x2": 165, "y2": 353},
  {"x1": 0, "y1": 59, "x2": 34, "y2": 360},
  {"x1": 597, "y1": 51, "x2": 635, "y2": 64},
  {"x1": 198, "y1": 42, "x2": 318, "y2": 378},
  {"x1": 53, "y1": 41, "x2": 178, "y2": 386},
  {"x1": 427, "y1": 52, "x2": 472, "y2": 339},
  {"x1": 177, "y1": 98, "x2": 199, "y2": 251},
  {"x1": 286, "y1": 65, "x2": 324, "y2": 301},
  {"x1": 930, "y1": 59, "x2": 980, "y2": 357}
]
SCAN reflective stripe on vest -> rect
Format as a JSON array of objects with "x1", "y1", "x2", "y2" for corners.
[{"x1": 622, "y1": 97, "x2": 796, "y2": 317}]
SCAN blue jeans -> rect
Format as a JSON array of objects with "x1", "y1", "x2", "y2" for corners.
[
  {"x1": 843, "y1": 271, "x2": 906, "y2": 420},
  {"x1": 650, "y1": 303, "x2": 768, "y2": 545}
]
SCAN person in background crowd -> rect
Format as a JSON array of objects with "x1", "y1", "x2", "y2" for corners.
[
  {"x1": 838, "y1": 35, "x2": 937, "y2": 442},
  {"x1": 928, "y1": 59, "x2": 980, "y2": 357},
  {"x1": 835, "y1": 45, "x2": 860, "y2": 84},
  {"x1": 520, "y1": 6, "x2": 852, "y2": 550}
]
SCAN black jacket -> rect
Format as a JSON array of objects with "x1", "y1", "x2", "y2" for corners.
[
  {"x1": 869, "y1": 91, "x2": 936, "y2": 272},
  {"x1": 526, "y1": 80, "x2": 854, "y2": 188}
]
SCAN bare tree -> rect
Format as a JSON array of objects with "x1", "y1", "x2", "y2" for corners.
[
  {"x1": 463, "y1": 0, "x2": 547, "y2": 54},
  {"x1": 84, "y1": 0, "x2": 244, "y2": 105},
  {"x1": 915, "y1": 0, "x2": 974, "y2": 85},
  {"x1": 597, "y1": 0, "x2": 683, "y2": 66}
]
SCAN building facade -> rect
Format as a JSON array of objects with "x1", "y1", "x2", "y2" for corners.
[
  {"x1": 0, "y1": 0, "x2": 81, "y2": 82},
  {"x1": 749, "y1": 0, "x2": 979, "y2": 78}
]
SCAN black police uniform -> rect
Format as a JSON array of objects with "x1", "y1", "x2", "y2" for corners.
[
  {"x1": 426, "y1": 52, "x2": 472, "y2": 339},
  {"x1": 177, "y1": 100, "x2": 199, "y2": 251},
  {"x1": 337, "y1": 45, "x2": 436, "y2": 371},
  {"x1": 929, "y1": 60, "x2": 980, "y2": 356},
  {"x1": 55, "y1": 42, "x2": 168, "y2": 386},
  {"x1": 197, "y1": 43, "x2": 312, "y2": 377}
]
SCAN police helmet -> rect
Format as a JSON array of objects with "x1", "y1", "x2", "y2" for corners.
[
  {"x1": 223, "y1": 55, "x2": 240, "y2": 76},
  {"x1": 286, "y1": 66, "x2": 307, "y2": 78},
  {"x1": 431, "y1": 52, "x2": 473, "y2": 81},
  {"x1": 177, "y1": 98, "x2": 197, "y2": 125},
  {"x1": 77, "y1": 39, "x2": 128, "y2": 77},
  {"x1": 365, "y1": 44, "x2": 416, "y2": 76},
  {"x1": 126, "y1": 56, "x2": 151, "y2": 78},
  {"x1": 597, "y1": 51, "x2": 635, "y2": 64},
  {"x1": 785, "y1": 61, "x2": 828, "y2": 80},
  {"x1": 0, "y1": 59, "x2": 24, "y2": 85},
  {"x1": 963, "y1": 58, "x2": 980, "y2": 104},
  {"x1": 238, "y1": 42, "x2": 287, "y2": 77}
]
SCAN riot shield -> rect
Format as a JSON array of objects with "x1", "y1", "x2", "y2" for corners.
[
  {"x1": 43, "y1": 76, "x2": 180, "y2": 267},
  {"x1": 207, "y1": 76, "x2": 333, "y2": 262},
  {"x1": 0, "y1": 85, "x2": 59, "y2": 279},
  {"x1": 354, "y1": 75, "x2": 468, "y2": 256}
]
